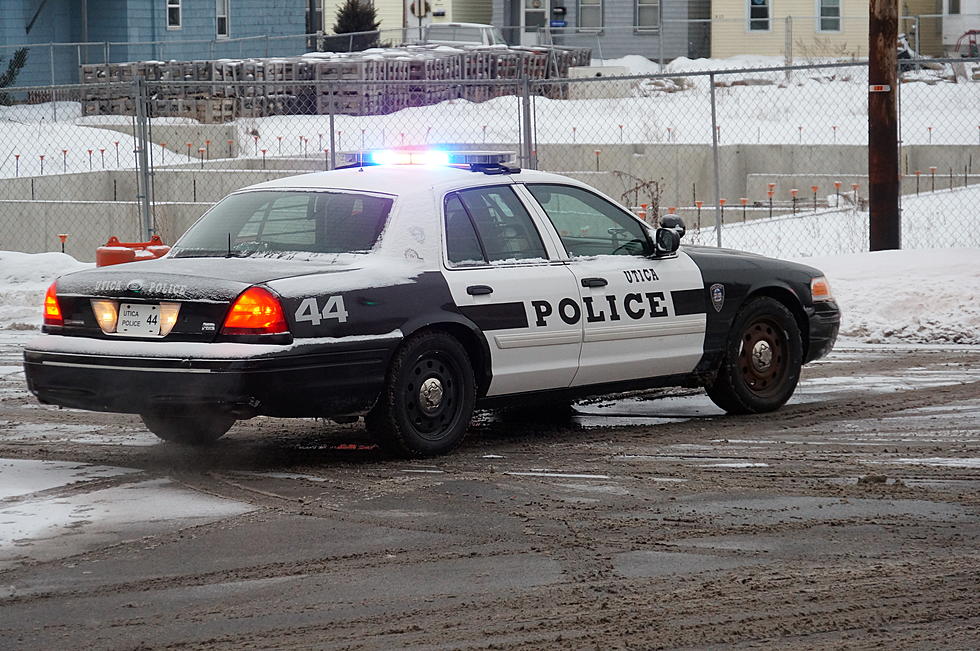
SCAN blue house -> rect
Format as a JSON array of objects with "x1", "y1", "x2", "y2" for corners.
[{"x1": 0, "y1": 0, "x2": 310, "y2": 88}]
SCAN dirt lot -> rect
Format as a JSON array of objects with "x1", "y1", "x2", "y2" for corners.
[{"x1": 1, "y1": 336, "x2": 978, "y2": 649}]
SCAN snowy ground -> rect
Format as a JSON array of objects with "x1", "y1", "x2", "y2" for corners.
[
  {"x1": 1, "y1": 55, "x2": 976, "y2": 179},
  {"x1": 1, "y1": 243, "x2": 976, "y2": 345}
]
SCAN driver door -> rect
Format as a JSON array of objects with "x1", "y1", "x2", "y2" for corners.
[{"x1": 521, "y1": 183, "x2": 707, "y2": 387}]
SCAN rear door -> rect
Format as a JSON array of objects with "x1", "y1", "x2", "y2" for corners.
[
  {"x1": 521, "y1": 183, "x2": 707, "y2": 387},
  {"x1": 440, "y1": 184, "x2": 582, "y2": 396}
]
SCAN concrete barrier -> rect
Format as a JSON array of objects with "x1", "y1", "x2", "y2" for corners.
[{"x1": 0, "y1": 200, "x2": 209, "y2": 261}]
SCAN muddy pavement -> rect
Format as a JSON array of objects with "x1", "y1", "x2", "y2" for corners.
[{"x1": 1, "y1": 337, "x2": 978, "y2": 648}]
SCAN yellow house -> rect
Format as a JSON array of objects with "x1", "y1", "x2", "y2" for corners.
[
  {"x1": 710, "y1": 0, "x2": 948, "y2": 59},
  {"x1": 710, "y1": 0, "x2": 870, "y2": 59},
  {"x1": 322, "y1": 0, "x2": 491, "y2": 38}
]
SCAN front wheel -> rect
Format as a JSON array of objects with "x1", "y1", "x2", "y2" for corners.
[
  {"x1": 706, "y1": 296, "x2": 803, "y2": 414},
  {"x1": 366, "y1": 331, "x2": 476, "y2": 458},
  {"x1": 141, "y1": 411, "x2": 234, "y2": 445}
]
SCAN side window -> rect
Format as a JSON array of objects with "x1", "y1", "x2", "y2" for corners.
[
  {"x1": 444, "y1": 186, "x2": 549, "y2": 266},
  {"x1": 445, "y1": 194, "x2": 485, "y2": 266},
  {"x1": 526, "y1": 184, "x2": 651, "y2": 257}
]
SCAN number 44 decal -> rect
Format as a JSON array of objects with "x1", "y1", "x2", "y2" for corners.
[{"x1": 295, "y1": 295, "x2": 349, "y2": 325}]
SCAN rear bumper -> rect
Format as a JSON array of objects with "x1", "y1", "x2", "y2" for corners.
[
  {"x1": 805, "y1": 300, "x2": 840, "y2": 363},
  {"x1": 23, "y1": 333, "x2": 401, "y2": 418}
]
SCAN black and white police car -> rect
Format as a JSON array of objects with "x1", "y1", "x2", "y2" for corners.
[{"x1": 24, "y1": 150, "x2": 840, "y2": 457}]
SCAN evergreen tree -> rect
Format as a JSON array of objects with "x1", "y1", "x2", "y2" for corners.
[
  {"x1": 332, "y1": 0, "x2": 380, "y2": 51},
  {"x1": 0, "y1": 48, "x2": 29, "y2": 105}
]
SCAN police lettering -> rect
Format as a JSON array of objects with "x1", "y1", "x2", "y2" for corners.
[
  {"x1": 531, "y1": 292, "x2": 670, "y2": 327},
  {"x1": 623, "y1": 268, "x2": 660, "y2": 283}
]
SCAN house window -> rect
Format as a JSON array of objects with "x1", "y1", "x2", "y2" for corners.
[
  {"x1": 948, "y1": 0, "x2": 960, "y2": 14},
  {"x1": 216, "y1": 0, "x2": 229, "y2": 38},
  {"x1": 579, "y1": 0, "x2": 603, "y2": 31},
  {"x1": 636, "y1": 0, "x2": 660, "y2": 31},
  {"x1": 306, "y1": 0, "x2": 324, "y2": 33},
  {"x1": 166, "y1": 0, "x2": 181, "y2": 29},
  {"x1": 748, "y1": 0, "x2": 770, "y2": 31},
  {"x1": 818, "y1": 0, "x2": 841, "y2": 31}
]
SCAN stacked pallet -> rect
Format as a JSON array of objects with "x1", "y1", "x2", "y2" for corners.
[{"x1": 79, "y1": 43, "x2": 592, "y2": 122}]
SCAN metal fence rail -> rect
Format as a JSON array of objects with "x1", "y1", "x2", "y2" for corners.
[{"x1": 1, "y1": 59, "x2": 977, "y2": 261}]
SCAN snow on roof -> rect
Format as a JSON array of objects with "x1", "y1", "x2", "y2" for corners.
[{"x1": 239, "y1": 164, "x2": 575, "y2": 197}]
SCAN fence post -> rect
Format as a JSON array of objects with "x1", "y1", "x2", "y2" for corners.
[
  {"x1": 328, "y1": 88, "x2": 336, "y2": 170},
  {"x1": 709, "y1": 72, "x2": 722, "y2": 247},
  {"x1": 658, "y1": 4, "x2": 665, "y2": 70},
  {"x1": 134, "y1": 77, "x2": 154, "y2": 239},
  {"x1": 520, "y1": 77, "x2": 536, "y2": 169},
  {"x1": 784, "y1": 16, "x2": 793, "y2": 75},
  {"x1": 914, "y1": 15, "x2": 921, "y2": 59}
]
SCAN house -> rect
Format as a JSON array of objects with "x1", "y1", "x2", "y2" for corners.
[
  {"x1": 0, "y1": 0, "x2": 307, "y2": 87},
  {"x1": 709, "y1": 0, "x2": 871, "y2": 59},
  {"x1": 320, "y1": 0, "x2": 492, "y2": 42},
  {"x1": 709, "y1": 0, "x2": 966, "y2": 59},
  {"x1": 490, "y1": 0, "x2": 710, "y2": 60}
]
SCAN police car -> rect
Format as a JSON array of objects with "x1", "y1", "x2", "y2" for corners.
[{"x1": 24, "y1": 151, "x2": 840, "y2": 457}]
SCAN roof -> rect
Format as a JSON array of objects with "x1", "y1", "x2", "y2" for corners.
[{"x1": 241, "y1": 164, "x2": 580, "y2": 198}]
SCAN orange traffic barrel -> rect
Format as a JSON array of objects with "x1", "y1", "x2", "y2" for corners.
[{"x1": 96, "y1": 235, "x2": 171, "y2": 267}]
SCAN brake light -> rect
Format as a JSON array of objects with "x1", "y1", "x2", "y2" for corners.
[
  {"x1": 43, "y1": 282, "x2": 63, "y2": 326},
  {"x1": 221, "y1": 286, "x2": 288, "y2": 335}
]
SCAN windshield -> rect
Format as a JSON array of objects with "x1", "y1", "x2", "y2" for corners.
[
  {"x1": 426, "y1": 25, "x2": 485, "y2": 43},
  {"x1": 171, "y1": 190, "x2": 394, "y2": 259}
]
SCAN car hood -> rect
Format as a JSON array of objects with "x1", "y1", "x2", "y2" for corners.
[
  {"x1": 54, "y1": 256, "x2": 364, "y2": 302},
  {"x1": 683, "y1": 245, "x2": 823, "y2": 277}
]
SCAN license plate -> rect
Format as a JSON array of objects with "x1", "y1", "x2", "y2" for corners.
[{"x1": 116, "y1": 303, "x2": 162, "y2": 336}]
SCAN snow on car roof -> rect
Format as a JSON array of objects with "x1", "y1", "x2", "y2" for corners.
[{"x1": 239, "y1": 164, "x2": 579, "y2": 198}]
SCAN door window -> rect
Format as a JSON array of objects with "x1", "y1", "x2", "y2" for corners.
[
  {"x1": 526, "y1": 184, "x2": 651, "y2": 257},
  {"x1": 444, "y1": 186, "x2": 549, "y2": 266}
]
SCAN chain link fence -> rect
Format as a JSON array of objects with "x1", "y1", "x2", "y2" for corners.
[{"x1": 1, "y1": 59, "x2": 977, "y2": 261}]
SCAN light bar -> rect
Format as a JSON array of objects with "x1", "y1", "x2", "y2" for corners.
[{"x1": 340, "y1": 150, "x2": 515, "y2": 167}]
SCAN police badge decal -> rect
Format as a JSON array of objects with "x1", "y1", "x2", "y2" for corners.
[{"x1": 710, "y1": 283, "x2": 725, "y2": 312}]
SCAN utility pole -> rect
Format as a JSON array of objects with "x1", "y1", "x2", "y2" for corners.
[{"x1": 868, "y1": 0, "x2": 900, "y2": 250}]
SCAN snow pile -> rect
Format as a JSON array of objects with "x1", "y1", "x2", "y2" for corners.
[
  {"x1": 590, "y1": 55, "x2": 663, "y2": 75},
  {"x1": 0, "y1": 251, "x2": 91, "y2": 330},
  {"x1": 799, "y1": 248, "x2": 980, "y2": 345},
  {"x1": 0, "y1": 247, "x2": 976, "y2": 346}
]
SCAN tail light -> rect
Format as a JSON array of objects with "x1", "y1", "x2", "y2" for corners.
[
  {"x1": 221, "y1": 286, "x2": 288, "y2": 335},
  {"x1": 43, "y1": 282, "x2": 63, "y2": 326}
]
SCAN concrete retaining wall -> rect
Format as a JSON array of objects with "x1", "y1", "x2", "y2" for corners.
[{"x1": 0, "y1": 201, "x2": 209, "y2": 261}]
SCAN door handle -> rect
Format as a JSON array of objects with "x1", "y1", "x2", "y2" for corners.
[
  {"x1": 581, "y1": 277, "x2": 608, "y2": 288},
  {"x1": 466, "y1": 285, "x2": 494, "y2": 296}
]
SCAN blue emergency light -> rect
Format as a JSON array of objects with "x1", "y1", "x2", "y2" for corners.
[{"x1": 340, "y1": 150, "x2": 515, "y2": 168}]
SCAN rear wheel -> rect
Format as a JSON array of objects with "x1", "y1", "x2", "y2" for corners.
[
  {"x1": 706, "y1": 296, "x2": 803, "y2": 414},
  {"x1": 141, "y1": 411, "x2": 234, "y2": 445},
  {"x1": 366, "y1": 331, "x2": 475, "y2": 458}
]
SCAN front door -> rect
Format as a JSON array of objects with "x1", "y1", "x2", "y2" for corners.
[
  {"x1": 521, "y1": 0, "x2": 550, "y2": 45},
  {"x1": 522, "y1": 183, "x2": 707, "y2": 387},
  {"x1": 440, "y1": 184, "x2": 582, "y2": 396}
]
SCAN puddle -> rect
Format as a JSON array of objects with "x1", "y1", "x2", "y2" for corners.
[
  {"x1": 0, "y1": 459, "x2": 136, "y2": 501},
  {"x1": 505, "y1": 471, "x2": 611, "y2": 480},
  {"x1": 0, "y1": 459, "x2": 252, "y2": 569},
  {"x1": 892, "y1": 457, "x2": 980, "y2": 469}
]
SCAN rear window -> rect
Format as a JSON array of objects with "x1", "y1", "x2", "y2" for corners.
[
  {"x1": 426, "y1": 25, "x2": 484, "y2": 42},
  {"x1": 171, "y1": 190, "x2": 394, "y2": 259}
]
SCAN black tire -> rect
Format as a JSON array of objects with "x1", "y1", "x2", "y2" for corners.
[
  {"x1": 141, "y1": 411, "x2": 234, "y2": 445},
  {"x1": 705, "y1": 296, "x2": 803, "y2": 414},
  {"x1": 366, "y1": 331, "x2": 476, "y2": 458}
]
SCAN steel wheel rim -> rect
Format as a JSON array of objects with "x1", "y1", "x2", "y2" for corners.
[
  {"x1": 738, "y1": 316, "x2": 788, "y2": 398},
  {"x1": 401, "y1": 351, "x2": 461, "y2": 441}
]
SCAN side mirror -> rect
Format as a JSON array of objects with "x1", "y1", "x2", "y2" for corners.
[
  {"x1": 654, "y1": 228, "x2": 681, "y2": 256},
  {"x1": 660, "y1": 215, "x2": 686, "y2": 238}
]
